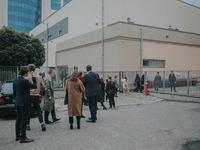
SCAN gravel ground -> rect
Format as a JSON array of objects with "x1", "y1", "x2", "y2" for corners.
[{"x1": 0, "y1": 94, "x2": 200, "y2": 150}]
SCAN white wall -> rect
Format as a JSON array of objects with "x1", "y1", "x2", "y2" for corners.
[
  {"x1": 0, "y1": 0, "x2": 8, "y2": 28},
  {"x1": 41, "y1": 0, "x2": 56, "y2": 21},
  {"x1": 106, "y1": 0, "x2": 200, "y2": 34},
  {"x1": 30, "y1": 0, "x2": 103, "y2": 67},
  {"x1": 30, "y1": 0, "x2": 200, "y2": 67}
]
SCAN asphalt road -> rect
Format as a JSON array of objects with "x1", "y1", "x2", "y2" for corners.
[{"x1": 0, "y1": 101, "x2": 200, "y2": 150}]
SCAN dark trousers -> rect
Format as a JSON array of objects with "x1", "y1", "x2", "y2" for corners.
[
  {"x1": 69, "y1": 116, "x2": 80, "y2": 125},
  {"x1": 135, "y1": 82, "x2": 140, "y2": 91},
  {"x1": 115, "y1": 88, "x2": 118, "y2": 96},
  {"x1": 100, "y1": 93, "x2": 106, "y2": 108},
  {"x1": 44, "y1": 105, "x2": 56, "y2": 122},
  {"x1": 140, "y1": 85, "x2": 144, "y2": 92},
  {"x1": 87, "y1": 96, "x2": 97, "y2": 121},
  {"x1": 27, "y1": 96, "x2": 43, "y2": 125},
  {"x1": 170, "y1": 83, "x2": 176, "y2": 92},
  {"x1": 108, "y1": 95, "x2": 115, "y2": 108},
  {"x1": 81, "y1": 97, "x2": 84, "y2": 116},
  {"x1": 155, "y1": 84, "x2": 159, "y2": 91},
  {"x1": 15, "y1": 106, "x2": 29, "y2": 139}
]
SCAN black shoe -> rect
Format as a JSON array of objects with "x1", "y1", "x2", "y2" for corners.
[
  {"x1": 16, "y1": 136, "x2": 21, "y2": 141},
  {"x1": 53, "y1": 118, "x2": 61, "y2": 122},
  {"x1": 103, "y1": 107, "x2": 107, "y2": 110},
  {"x1": 41, "y1": 124, "x2": 46, "y2": 131},
  {"x1": 77, "y1": 125, "x2": 80, "y2": 129},
  {"x1": 86, "y1": 120, "x2": 96, "y2": 123},
  {"x1": 97, "y1": 108, "x2": 99, "y2": 110},
  {"x1": 80, "y1": 115, "x2": 86, "y2": 118},
  {"x1": 88, "y1": 117, "x2": 97, "y2": 121},
  {"x1": 70, "y1": 124, "x2": 73, "y2": 130},
  {"x1": 26, "y1": 126, "x2": 31, "y2": 131},
  {"x1": 174, "y1": 91, "x2": 177, "y2": 92},
  {"x1": 45, "y1": 121, "x2": 53, "y2": 124}
]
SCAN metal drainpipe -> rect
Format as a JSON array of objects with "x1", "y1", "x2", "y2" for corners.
[
  {"x1": 46, "y1": 23, "x2": 49, "y2": 76},
  {"x1": 102, "y1": 0, "x2": 104, "y2": 73},
  {"x1": 140, "y1": 29, "x2": 143, "y2": 75}
]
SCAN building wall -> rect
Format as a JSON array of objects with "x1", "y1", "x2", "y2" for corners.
[
  {"x1": 0, "y1": 0, "x2": 8, "y2": 28},
  {"x1": 41, "y1": 0, "x2": 56, "y2": 21},
  {"x1": 30, "y1": 0, "x2": 200, "y2": 67},
  {"x1": 143, "y1": 42, "x2": 200, "y2": 71},
  {"x1": 106, "y1": 0, "x2": 200, "y2": 34},
  {"x1": 30, "y1": 0, "x2": 102, "y2": 67}
]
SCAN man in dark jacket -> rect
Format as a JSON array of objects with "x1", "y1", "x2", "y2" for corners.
[
  {"x1": 154, "y1": 72, "x2": 161, "y2": 91},
  {"x1": 134, "y1": 71, "x2": 140, "y2": 92},
  {"x1": 82, "y1": 65, "x2": 101, "y2": 123},
  {"x1": 13, "y1": 66, "x2": 37, "y2": 143},
  {"x1": 169, "y1": 71, "x2": 177, "y2": 92}
]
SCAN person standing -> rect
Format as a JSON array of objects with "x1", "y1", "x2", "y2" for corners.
[
  {"x1": 106, "y1": 76, "x2": 116, "y2": 109},
  {"x1": 140, "y1": 72, "x2": 145, "y2": 93},
  {"x1": 100, "y1": 78, "x2": 107, "y2": 110},
  {"x1": 79, "y1": 71, "x2": 86, "y2": 118},
  {"x1": 82, "y1": 65, "x2": 101, "y2": 123},
  {"x1": 154, "y1": 72, "x2": 161, "y2": 91},
  {"x1": 40, "y1": 69, "x2": 61, "y2": 124},
  {"x1": 26, "y1": 64, "x2": 46, "y2": 131},
  {"x1": 122, "y1": 76, "x2": 130, "y2": 94},
  {"x1": 65, "y1": 71, "x2": 85, "y2": 129},
  {"x1": 169, "y1": 71, "x2": 177, "y2": 92},
  {"x1": 134, "y1": 71, "x2": 140, "y2": 92},
  {"x1": 114, "y1": 75, "x2": 118, "y2": 97},
  {"x1": 13, "y1": 66, "x2": 36, "y2": 143}
]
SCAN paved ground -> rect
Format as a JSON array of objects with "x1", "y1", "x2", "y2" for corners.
[{"x1": 0, "y1": 93, "x2": 200, "y2": 150}]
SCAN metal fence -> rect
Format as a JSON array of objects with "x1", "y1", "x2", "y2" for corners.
[{"x1": 0, "y1": 66, "x2": 200, "y2": 96}]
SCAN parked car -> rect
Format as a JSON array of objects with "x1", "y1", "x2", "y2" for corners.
[{"x1": 0, "y1": 81, "x2": 42, "y2": 117}]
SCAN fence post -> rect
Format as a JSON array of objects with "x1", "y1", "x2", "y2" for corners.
[
  {"x1": 17, "y1": 67, "x2": 19, "y2": 77},
  {"x1": 119, "y1": 71, "x2": 122, "y2": 92},
  {"x1": 187, "y1": 71, "x2": 190, "y2": 94},
  {"x1": 163, "y1": 71, "x2": 165, "y2": 92}
]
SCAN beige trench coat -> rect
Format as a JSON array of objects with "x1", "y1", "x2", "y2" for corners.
[{"x1": 65, "y1": 79, "x2": 85, "y2": 117}]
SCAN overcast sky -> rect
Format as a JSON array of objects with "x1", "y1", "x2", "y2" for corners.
[{"x1": 180, "y1": 0, "x2": 200, "y2": 8}]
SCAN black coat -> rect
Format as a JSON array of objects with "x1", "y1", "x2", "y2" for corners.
[
  {"x1": 82, "y1": 71, "x2": 101, "y2": 98},
  {"x1": 13, "y1": 76, "x2": 37, "y2": 107},
  {"x1": 169, "y1": 74, "x2": 176, "y2": 83},
  {"x1": 106, "y1": 81, "x2": 116, "y2": 96},
  {"x1": 154, "y1": 75, "x2": 161, "y2": 85}
]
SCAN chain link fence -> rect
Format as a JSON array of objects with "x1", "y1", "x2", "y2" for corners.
[{"x1": 0, "y1": 66, "x2": 200, "y2": 96}]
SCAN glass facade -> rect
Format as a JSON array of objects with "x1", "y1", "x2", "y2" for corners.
[
  {"x1": 51, "y1": 0, "x2": 61, "y2": 10},
  {"x1": 64, "y1": 0, "x2": 70, "y2": 5},
  {"x1": 8, "y1": 0, "x2": 41, "y2": 33}
]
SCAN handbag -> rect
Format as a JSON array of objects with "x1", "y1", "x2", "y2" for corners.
[
  {"x1": 64, "y1": 90, "x2": 68, "y2": 105},
  {"x1": 108, "y1": 89, "x2": 115, "y2": 95}
]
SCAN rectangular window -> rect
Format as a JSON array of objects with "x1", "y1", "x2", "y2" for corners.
[
  {"x1": 51, "y1": 0, "x2": 60, "y2": 10},
  {"x1": 143, "y1": 59, "x2": 165, "y2": 68}
]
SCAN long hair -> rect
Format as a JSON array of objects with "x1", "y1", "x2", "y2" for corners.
[
  {"x1": 109, "y1": 76, "x2": 113, "y2": 85},
  {"x1": 70, "y1": 70, "x2": 79, "y2": 82}
]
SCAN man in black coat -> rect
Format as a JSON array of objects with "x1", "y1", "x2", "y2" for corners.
[
  {"x1": 13, "y1": 66, "x2": 37, "y2": 143},
  {"x1": 82, "y1": 65, "x2": 101, "y2": 123},
  {"x1": 169, "y1": 71, "x2": 177, "y2": 92},
  {"x1": 154, "y1": 72, "x2": 161, "y2": 91}
]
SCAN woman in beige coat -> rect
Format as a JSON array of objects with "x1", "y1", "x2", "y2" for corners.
[{"x1": 65, "y1": 70, "x2": 85, "y2": 129}]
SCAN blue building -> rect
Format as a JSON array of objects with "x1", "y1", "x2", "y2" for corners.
[{"x1": 8, "y1": 0, "x2": 41, "y2": 33}]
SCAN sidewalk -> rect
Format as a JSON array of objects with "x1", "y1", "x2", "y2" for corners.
[{"x1": 55, "y1": 92, "x2": 163, "y2": 111}]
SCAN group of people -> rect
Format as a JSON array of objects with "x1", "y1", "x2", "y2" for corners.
[
  {"x1": 154, "y1": 71, "x2": 177, "y2": 92},
  {"x1": 13, "y1": 64, "x2": 117, "y2": 143},
  {"x1": 132, "y1": 70, "x2": 177, "y2": 92}
]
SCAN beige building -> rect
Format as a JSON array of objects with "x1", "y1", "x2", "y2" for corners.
[
  {"x1": 56, "y1": 22, "x2": 200, "y2": 72},
  {"x1": 29, "y1": 0, "x2": 200, "y2": 72}
]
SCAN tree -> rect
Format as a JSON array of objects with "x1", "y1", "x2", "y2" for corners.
[{"x1": 0, "y1": 26, "x2": 45, "y2": 66}]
